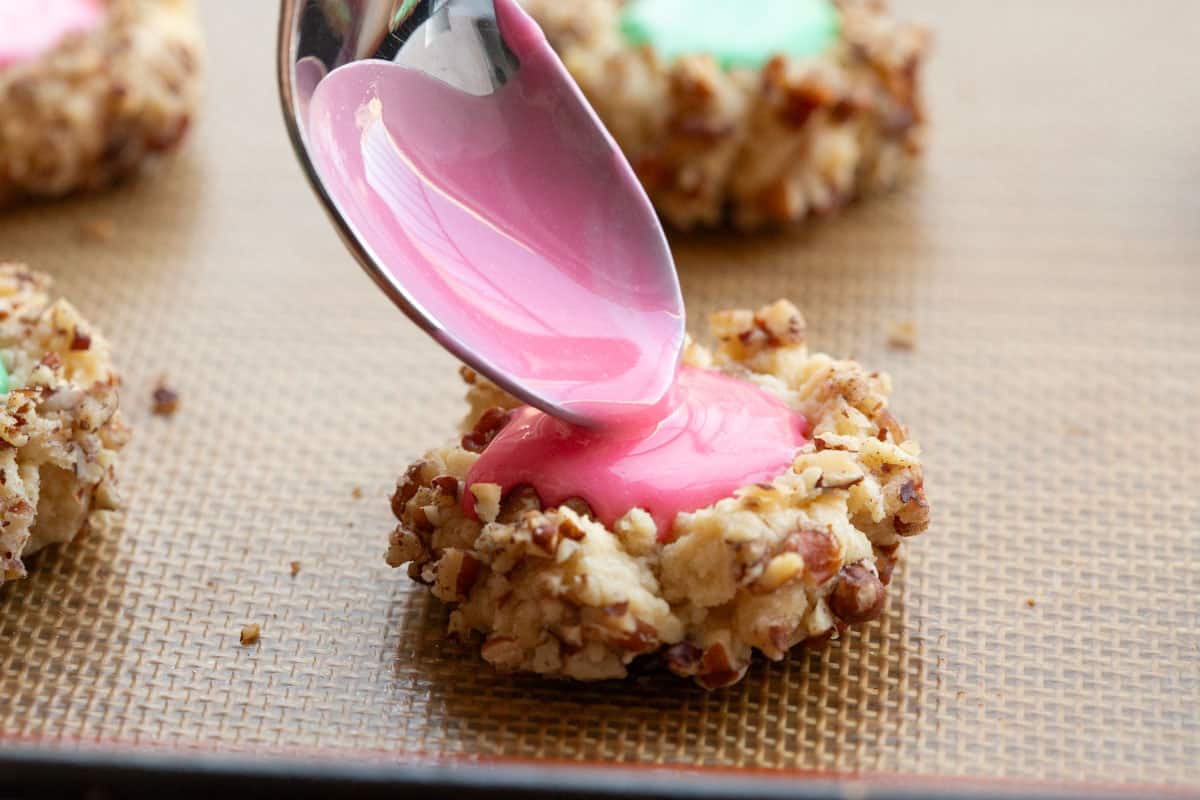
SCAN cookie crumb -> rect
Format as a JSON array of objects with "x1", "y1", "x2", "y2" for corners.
[
  {"x1": 151, "y1": 381, "x2": 180, "y2": 416},
  {"x1": 239, "y1": 624, "x2": 260, "y2": 646},
  {"x1": 1026, "y1": 598, "x2": 1036, "y2": 608},
  {"x1": 886, "y1": 321, "x2": 918, "y2": 350},
  {"x1": 289, "y1": 561, "x2": 301, "y2": 577},
  {"x1": 79, "y1": 218, "x2": 116, "y2": 242},
  {"x1": 351, "y1": 487, "x2": 364, "y2": 500}
]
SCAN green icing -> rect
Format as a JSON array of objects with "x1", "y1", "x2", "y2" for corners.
[
  {"x1": 0, "y1": 359, "x2": 8, "y2": 395},
  {"x1": 619, "y1": 0, "x2": 840, "y2": 69},
  {"x1": 391, "y1": 0, "x2": 421, "y2": 28}
]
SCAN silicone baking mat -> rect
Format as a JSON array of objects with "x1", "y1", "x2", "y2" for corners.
[{"x1": 1, "y1": 0, "x2": 1197, "y2": 793}]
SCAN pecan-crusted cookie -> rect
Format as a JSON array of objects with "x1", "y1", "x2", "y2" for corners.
[
  {"x1": 521, "y1": 0, "x2": 928, "y2": 230},
  {"x1": 0, "y1": 0, "x2": 201, "y2": 206},
  {"x1": 385, "y1": 300, "x2": 929, "y2": 688},
  {"x1": 0, "y1": 264, "x2": 128, "y2": 585}
]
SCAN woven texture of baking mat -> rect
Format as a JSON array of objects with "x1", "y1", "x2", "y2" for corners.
[{"x1": 1, "y1": 0, "x2": 1198, "y2": 789}]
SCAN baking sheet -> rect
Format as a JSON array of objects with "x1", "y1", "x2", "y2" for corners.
[{"x1": 1, "y1": 0, "x2": 1197, "y2": 790}]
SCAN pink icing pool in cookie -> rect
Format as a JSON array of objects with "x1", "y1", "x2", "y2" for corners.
[
  {"x1": 466, "y1": 368, "x2": 809, "y2": 535},
  {"x1": 0, "y1": 0, "x2": 104, "y2": 68}
]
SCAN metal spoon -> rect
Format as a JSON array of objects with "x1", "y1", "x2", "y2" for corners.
[{"x1": 277, "y1": 0, "x2": 684, "y2": 427}]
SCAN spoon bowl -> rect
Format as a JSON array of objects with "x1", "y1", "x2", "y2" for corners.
[{"x1": 278, "y1": 0, "x2": 684, "y2": 427}]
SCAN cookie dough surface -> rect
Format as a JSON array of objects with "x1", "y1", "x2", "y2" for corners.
[
  {"x1": 0, "y1": 264, "x2": 128, "y2": 585},
  {"x1": 521, "y1": 0, "x2": 928, "y2": 230},
  {"x1": 0, "y1": 0, "x2": 201, "y2": 206},
  {"x1": 385, "y1": 300, "x2": 929, "y2": 688}
]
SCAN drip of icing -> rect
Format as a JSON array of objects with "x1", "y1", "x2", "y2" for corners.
[
  {"x1": 0, "y1": 0, "x2": 105, "y2": 69},
  {"x1": 619, "y1": 0, "x2": 840, "y2": 69},
  {"x1": 466, "y1": 368, "x2": 808, "y2": 535}
]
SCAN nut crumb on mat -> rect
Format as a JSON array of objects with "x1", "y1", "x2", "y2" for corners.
[
  {"x1": 79, "y1": 219, "x2": 116, "y2": 242},
  {"x1": 151, "y1": 382, "x2": 180, "y2": 416},
  {"x1": 384, "y1": 299, "x2": 929, "y2": 688},
  {"x1": 886, "y1": 321, "x2": 918, "y2": 350},
  {"x1": 1026, "y1": 598, "x2": 1036, "y2": 608},
  {"x1": 352, "y1": 487, "x2": 364, "y2": 500},
  {"x1": 0, "y1": 263, "x2": 128, "y2": 587},
  {"x1": 239, "y1": 624, "x2": 261, "y2": 646},
  {"x1": 290, "y1": 561, "x2": 302, "y2": 577}
]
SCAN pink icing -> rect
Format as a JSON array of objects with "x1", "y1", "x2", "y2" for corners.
[
  {"x1": 0, "y1": 0, "x2": 104, "y2": 68},
  {"x1": 306, "y1": 0, "x2": 682, "y2": 427},
  {"x1": 466, "y1": 368, "x2": 808, "y2": 535},
  {"x1": 306, "y1": 0, "x2": 807, "y2": 531}
]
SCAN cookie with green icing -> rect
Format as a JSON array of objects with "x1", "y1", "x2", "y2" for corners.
[
  {"x1": 522, "y1": 0, "x2": 929, "y2": 230},
  {"x1": 0, "y1": 263, "x2": 128, "y2": 586}
]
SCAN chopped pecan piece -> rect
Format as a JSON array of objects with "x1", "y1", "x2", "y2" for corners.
[
  {"x1": 696, "y1": 643, "x2": 747, "y2": 690},
  {"x1": 816, "y1": 472, "x2": 865, "y2": 490},
  {"x1": 461, "y1": 406, "x2": 512, "y2": 453},
  {"x1": 528, "y1": 517, "x2": 560, "y2": 557},
  {"x1": 780, "y1": 83, "x2": 823, "y2": 127},
  {"x1": 480, "y1": 636, "x2": 524, "y2": 671},
  {"x1": 664, "y1": 642, "x2": 703, "y2": 676},
  {"x1": 431, "y1": 475, "x2": 459, "y2": 499},
  {"x1": 829, "y1": 563, "x2": 887, "y2": 623},
  {"x1": 754, "y1": 299, "x2": 805, "y2": 346},
  {"x1": 385, "y1": 525, "x2": 426, "y2": 568},
  {"x1": 894, "y1": 479, "x2": 930, "y2": 536},
  {"x1": 390, "y1": 461, "x2": 424, "y2": 518},
  {"x1": 410, "y1": 505, "x2": 434, "y2": 533},
  {"x1": 782, "y1": 527, "x2": 840, "y2": 586},
  {"x1": 559, "y1": 516, "x2": 586, "y2": 541},
  {"x1": 617, "y1": 620, "x2": 658, "y2": 654},
  {"x1": 498, "y1": 484, "x2": 542, "y2": 524},
  {"x1": 239, "y1": 624, "x2": 260, "y2": 646},
  {"x1": 875, "y1": 409, "x2": 907, "y2": 443},
  {"x1": 755, "y1": 552, "x2": 804, "y2": 592},
  {"x1": 454, "y1": 552, "x2": 482, "y2": 597},
  {"x1": 874, "y1": 543, "x2": 900, "y2": 586},
  {"x1": 560, "y1": 496, "x2": 595, "y2": 520},
  {"x1": 432, "y1": 549, "x2": 482, "y2": 602}
]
